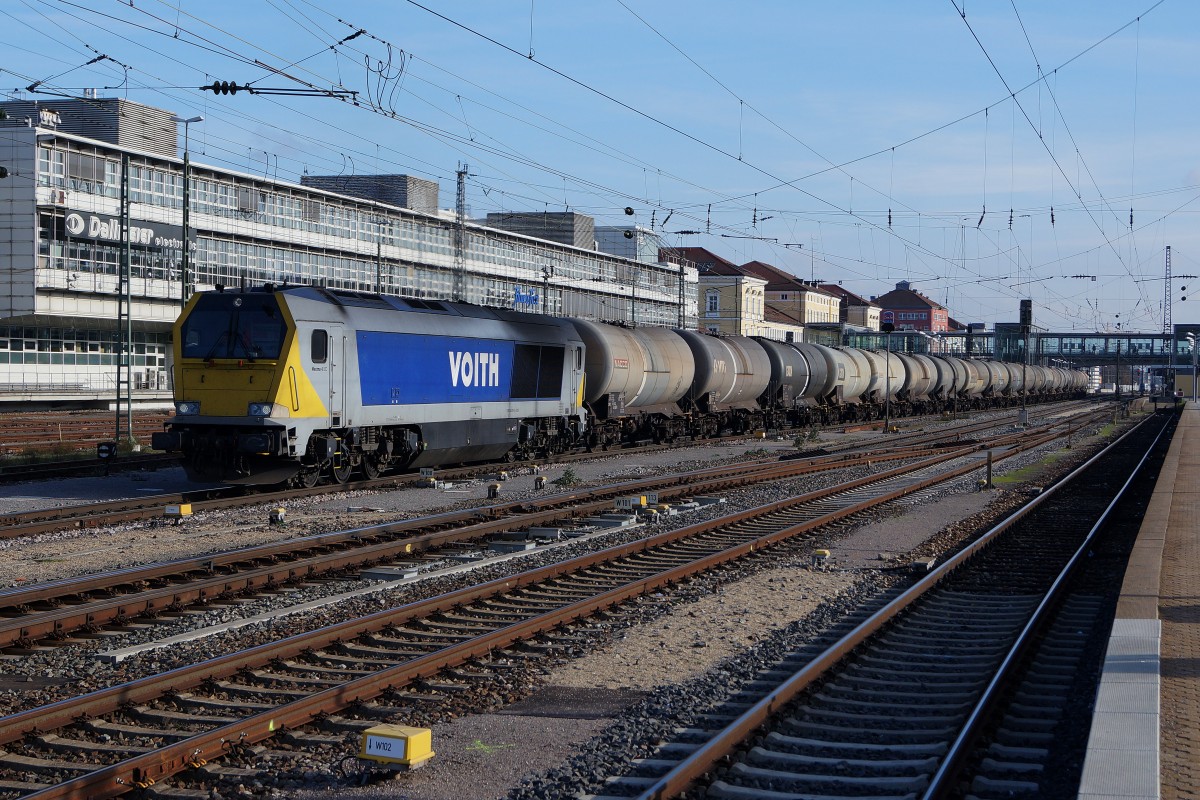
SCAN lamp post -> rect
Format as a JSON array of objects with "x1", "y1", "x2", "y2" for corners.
[
  {"x1": 541, "y1": 266, "x2": 553, "y2": 314},
  {"x1": 881, "y1": 319, "x2": 895, "y2": 432},
  {"x1": 1188, "y1": 333, "x2": 1197, "y2": 403},
  {"x1": 172, "y1": 115, "x2": 203, "y2": 306}
]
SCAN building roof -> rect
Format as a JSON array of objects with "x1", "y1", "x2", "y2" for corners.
[
  {"x1": 819, "y1": 284, "x2": 876, "y2": 307},
  {"x1": 872, "y1": 281, "x2": 947, "y2": 311},
  {"x1": 741, "y1": 261, "x2": 837, "y2": 296},
  {"x1": 765, "y1": 302, "x2": 804, "y2": 326},
  {"x1": 666, "y1": 247, "x2": 744, "y2": 276}
]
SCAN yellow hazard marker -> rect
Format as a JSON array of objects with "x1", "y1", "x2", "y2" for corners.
[
  {"x1": 359, "y1": 724, "x2": 435, "y2": 770},
  {"x1": 164, "y1": 504, "x2": 192, "y2": 525}
]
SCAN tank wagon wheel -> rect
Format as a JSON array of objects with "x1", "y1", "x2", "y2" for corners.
[
  {"x1": 297, "y1": 469, "x2": 321, "y2": 489},
  {"x1": 360, "y1": 458, "x2": 381, "y2": 480}
]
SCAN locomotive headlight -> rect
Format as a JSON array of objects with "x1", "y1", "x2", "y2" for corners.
[
  {"x1": 175, "y1": 401, "x2": 200, "y2": 415},
  {"x1": 247, "y1": 402, "x2": 275, "y2": 417}
]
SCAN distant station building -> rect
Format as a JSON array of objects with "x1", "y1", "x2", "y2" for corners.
[
  {"x1": 819, "y1": 283, "x2": 881, "y2": 330},
  {"x1": 664, "y1": 247, "x2": 837, "y2": 342},
  {"x1": 0, "y1": 97, "x2": 696, "y2": 406},
  {"x1": 871, "y1": 280, "x2": 950, "y2": 333}
]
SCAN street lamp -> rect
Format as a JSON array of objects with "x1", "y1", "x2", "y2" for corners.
[
  {"x1": 171, "y1": 115, "x2": 203, "y2": 306},
  {"x1": 881, "y1": 320, "x2": 895, "y2": 432},
  {"x1": 1188, "y1": 332, "x2": 1197, "y2": 403}
]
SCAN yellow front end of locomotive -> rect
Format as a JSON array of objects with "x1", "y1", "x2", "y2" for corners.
[{"x1": 170, "y1": 292, "x2": 328, "y2": 423}]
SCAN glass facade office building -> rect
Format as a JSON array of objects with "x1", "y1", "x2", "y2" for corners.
[{"x1": 0, "y1": 98, "x2": 696, "y2": 404}]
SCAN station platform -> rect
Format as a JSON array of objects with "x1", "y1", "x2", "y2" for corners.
[{"x1": 1079, "y1": 404, "x2": 1199, "y2": 800}]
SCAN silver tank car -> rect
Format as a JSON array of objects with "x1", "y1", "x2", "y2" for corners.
[
  {"x1": 1027, "y1": 364, "x2": 1049, "y2": 393},
  {"x1": 896, "y1": 353, "x2": 937, "y2": 401},
  {"x1": 861, "y1": 349, "x2": 905, "y2": 402},
  {"x1": 829, "y1": 347, "x2": 873, "y2": 404},
  {"x1": 1002, "y1": 362, "x2": 1025, "y2": 395},
  {"x1": 571, "y1": 320, "x2": 694, "y2": 417},
  {"x1": 960, "y1": 359, "x2": 989, "y2": 398},
  {"x1": 981, "y1": 360, "x2": 1010, "y2": 395},
  {"x1": 926, "y1": 355, "x2": 958, "y2": 398},
  {"x1": 792, "y1": 342, "x2": 840, "y2": 404},
  {"x1": 755, "y1": 338, "x2": 811, "y2": 407},
  {"x1": 675, "y1": 331, "x2": 771, "y2": 411}
]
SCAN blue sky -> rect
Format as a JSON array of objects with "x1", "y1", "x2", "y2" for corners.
[{"x1": 4, "y1": 1, "x2": 1198, "y2": 332}]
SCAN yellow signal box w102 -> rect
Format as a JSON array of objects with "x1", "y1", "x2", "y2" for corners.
[
  {"x1": 359, "y1": 724, "x2": 435, "y2": 770},
  {"x1": 164, "y1": 504, "x2": 192, "y2": 524}
]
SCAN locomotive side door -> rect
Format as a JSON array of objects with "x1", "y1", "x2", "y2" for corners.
[
  {"x1": 303, "y1": 323, "x2": 344, "y2": 427},
  {"x1": 326, "y1": 324, "x2": 344, "y2": 427}
]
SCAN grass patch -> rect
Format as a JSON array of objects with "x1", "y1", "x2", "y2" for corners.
[
  {"x1": 552, "y1": 466, "x2": 582, "y2": 487},
  {"x1": 991, "y1": 451, "x2": 1067, "y2": 485}
]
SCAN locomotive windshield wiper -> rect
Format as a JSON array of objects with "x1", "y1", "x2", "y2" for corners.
[
  {"x1": 202, "y1": 330, "x2": 231, "y2": 361},
  {"x1": 204, "y1": 310, "x2": 238, "y2": 361}
]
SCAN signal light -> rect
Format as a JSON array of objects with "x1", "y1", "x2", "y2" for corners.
[
  {"x1": 207, "y1": 81, "x2": 244, "y2": 95},
  {"x1": 0, "y1": 166, "x2": 8, "y2": 178}
]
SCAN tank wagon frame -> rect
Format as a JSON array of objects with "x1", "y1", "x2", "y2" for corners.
[{"x1": 153, "y1": 286, "x2": 1089, "y2": 486}]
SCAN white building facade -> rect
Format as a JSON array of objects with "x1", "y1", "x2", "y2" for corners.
[{"x1": 0, "y1": 99, "x2": 697, "y2": 405}]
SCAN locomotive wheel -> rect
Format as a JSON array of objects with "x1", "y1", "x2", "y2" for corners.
[
  {"x1": 360, "y1": 458, "x2": 380, "y2": 480},
  {"x1": 297, "y1": 469, "x2": 320, "y2": 489},
  {"x1": 330, "y1": 456, "x2": 353, "y2": 484}
]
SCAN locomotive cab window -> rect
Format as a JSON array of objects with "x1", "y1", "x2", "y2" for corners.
[
  {"x1": 180, "y1": 293, "x2": 286, "y2": 361},
  {"x1": 311, "y1": 330, "x2": 328, "y2": 363}
]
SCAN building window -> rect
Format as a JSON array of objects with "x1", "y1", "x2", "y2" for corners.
[{"x1": 706, "y1": 291, "x2": 719, "y2": 313}]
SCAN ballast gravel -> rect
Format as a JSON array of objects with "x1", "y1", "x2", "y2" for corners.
[{"x1": 0, "y1": 405, "x2": 1129, "y2": 799}]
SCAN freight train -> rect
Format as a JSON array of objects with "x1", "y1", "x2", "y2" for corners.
[{"x1": 151, "y1": 285, "x2": 1089, "y2": 486}]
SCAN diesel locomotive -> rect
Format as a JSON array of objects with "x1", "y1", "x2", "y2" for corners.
[{"x1": 152, "y1": 284, "x2": 1089, "y2": 485}]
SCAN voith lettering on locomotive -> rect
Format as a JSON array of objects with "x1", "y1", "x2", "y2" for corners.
[{"x1": 449, "y1": 351, "x2": 500, "y2": 388}]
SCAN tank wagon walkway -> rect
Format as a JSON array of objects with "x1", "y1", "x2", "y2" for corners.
[{"x1": 1079, "y1": 404, "x2": 1200, "y2": 800}]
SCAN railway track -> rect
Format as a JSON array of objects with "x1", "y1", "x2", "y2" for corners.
[
  {"x1": 0, "y1": 454, "x2": 179, "y2": 483},
  {"x1": 0, "y1": 423, "x2": 1052, "y2": 651},
  {"x1": 0, "y1": 407, "x2": 1110, "y2": 798},
  {"x1": 0, "y1": 402, "x2": 1094, "y2": 539},
  {"x1": 0, "y1": 414, "x2": 169, "y2": 458},
  {"x1": 578, "y1": 406, "x2": 1169, "y2": 800}
]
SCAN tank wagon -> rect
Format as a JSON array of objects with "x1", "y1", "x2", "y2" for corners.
[{"x1": 154, "y1": 285, "x2": 1089, "y2": 485}]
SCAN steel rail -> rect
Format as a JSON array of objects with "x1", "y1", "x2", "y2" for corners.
[
  {"x1": 0, "y1": 443, "x2": 848, "y2": 537},
  {"x1": 0, "y1": 415, "x2": 1085, "y2": 649},
  {"x1": 0, "y1": 432, "x2": 1062, "y2": 798},
  {"x1": 0, "y1": 437, "x2": 1021, "y2": 647},
  {"x1": 0, "y1": 401, "x2": 1089, "y2": 537},
  {"x1": 921, "y1": 412, "x2": 1172, "y2": 798},
  {"x1": 629, "y1": 410, "x2": 1165, "y2": 800}
]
